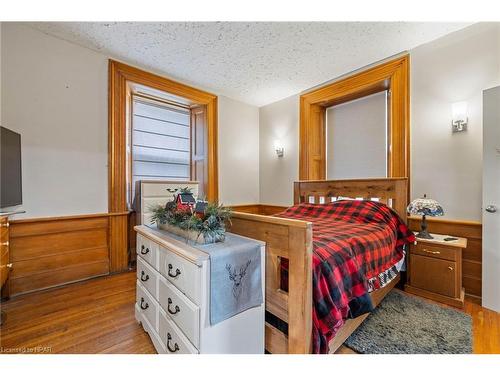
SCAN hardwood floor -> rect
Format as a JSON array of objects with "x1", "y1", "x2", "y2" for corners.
[
  {"x1": 0, "y1": 272, "x2": 155, "y2": 354},
  {"x1": 1, "y1": 272, "x2": 498, "y2": 354}
]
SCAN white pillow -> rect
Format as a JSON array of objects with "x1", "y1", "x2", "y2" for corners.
[{"x1": 336, "y1": 196, "x2": 356, "y2": 201}]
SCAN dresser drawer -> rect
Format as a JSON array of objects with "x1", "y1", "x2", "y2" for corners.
[
  {"x1": 136, "y1": 281, "x2": 159, "y2": 330},
  {"x1": 137, "y1": 234, "x2": 159, "y2": 269},
  {"x1": 137, "y1": 257, "x2": 158, "y2": 298},
  {"x1": 413, "y1": 242, "x2": 457, "y2": 262},
  {"x1": 159, "y1": 246, "x2": 201, "y2": 304},
  {"x1": 159, "y1": 307, "x2": 198, "y2": 354},
  {"x1": 159, "y1": 276, "x2": 200, "y2": 348},
  {"x1": 410, "y1": 254, "x2": 458, "y2": 298}
]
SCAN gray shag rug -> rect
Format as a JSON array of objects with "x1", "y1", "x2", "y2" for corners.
[{"x1": 344, "y1": 290, "x2": 472, "y2": 354}]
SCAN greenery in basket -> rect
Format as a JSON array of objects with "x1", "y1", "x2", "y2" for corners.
[{"x1": 150, "y1": 201, "x2": 232, "y2": 243}]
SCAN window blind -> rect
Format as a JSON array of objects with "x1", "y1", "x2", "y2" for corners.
[{"x1": 131, "y1": 97, "x2": 191, "y2": 201}]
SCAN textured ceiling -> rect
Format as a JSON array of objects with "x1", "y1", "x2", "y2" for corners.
[{"x1": 29, "y1": 22, "x2": 470, "y2": 107}]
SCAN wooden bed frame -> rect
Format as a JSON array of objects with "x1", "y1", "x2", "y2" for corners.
[{"x1": 228, "y1": 178, "x2": 408, "y2": 354}]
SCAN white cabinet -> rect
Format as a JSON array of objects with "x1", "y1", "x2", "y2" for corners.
[{"x1": 134, "y1": 225, "x2": 265, "y2": 354}]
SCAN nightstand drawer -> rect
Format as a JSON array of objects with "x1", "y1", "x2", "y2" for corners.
[
  {"x1": 410, "y1": 254, "x2": 458, "y2": 298},
  {"x1": 413, "y1": 242, "x2": 457, "y2": 261}
]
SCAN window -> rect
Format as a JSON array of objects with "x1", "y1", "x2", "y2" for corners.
[
  {"x1": 109, "y1": 60, "x2": 217, "y2": 272},
  {"x1": 326, "y1": 91, "x2": 388, "y2": 179},
  {"x1": 130, "y1": 95, "x2": 191, "y2": 204}
]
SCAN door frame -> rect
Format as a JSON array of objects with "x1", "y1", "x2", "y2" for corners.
[
  {"x1": 299, "y1": 55, "x2": 410, "y2": 182},
  {"x1": 108, "y1": 60, "x2": 218, "y2": 272}
]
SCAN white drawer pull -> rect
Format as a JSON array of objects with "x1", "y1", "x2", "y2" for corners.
[
  {"x1": 1, "y1": 222, "x2": 9, "y2": 228},
  {"x1": 166, "y1": 333, "x2": 180, "y2": 353},
  {"x1": 1, "y1": 241, "x2": 9, "y2": 247},
  {"x1": 167, "y1": 263, "x2": 181, "y2": 278},
  {"x1": 448, "y1": 266, "x2": 454, "y2": 271},
  {"x1": 167, "y1": 297, "x2": 180, "y2": 315},
  {"x1": 422, "y1": 248, "x2": 440, "y2": 255}
]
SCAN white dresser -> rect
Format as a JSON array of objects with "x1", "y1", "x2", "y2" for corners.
[{"x1": 134, "y1": 225, "x2": 265, "y2": 354}]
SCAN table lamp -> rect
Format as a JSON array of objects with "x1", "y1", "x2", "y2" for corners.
[{"x1": 407, "y1": 194, "x2": 444, "y2": 239}]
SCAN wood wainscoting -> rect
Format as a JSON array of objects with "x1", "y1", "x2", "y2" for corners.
[
  {"x1": 231, "y1": 207, "x2": 483, "y2": 302},
  {"x1": 408, "y1": 216, "x2": 482, "y2": 302},
  {"x1": 6, "y1": 212, "x2": 131, "y2": 297}
]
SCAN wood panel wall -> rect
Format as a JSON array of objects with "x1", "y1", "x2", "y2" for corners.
[
  {"x1": 232, "y1": 206, "x2": 483, "y2": 301},
  {"x1": 7, "y1": 213, "x2": 115, "y2": 296},
  {"x1": 408, "y1": 216, "x2": 482, "y2": 301}
]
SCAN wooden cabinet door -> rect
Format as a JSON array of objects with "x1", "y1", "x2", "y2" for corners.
[{"x1": 410, "y1": 254, "x2": 458, "y2": 298}]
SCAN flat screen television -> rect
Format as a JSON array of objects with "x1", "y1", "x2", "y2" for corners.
[{"x1": 1, "y1": 126, "x2": 23, "y2": 208}]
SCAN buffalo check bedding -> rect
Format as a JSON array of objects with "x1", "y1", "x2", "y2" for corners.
[{"x1": 275, "y1": 200, "x2": 415, "y2": 353}]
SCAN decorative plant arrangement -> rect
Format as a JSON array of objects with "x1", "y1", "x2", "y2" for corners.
[{"x1": 150, "y1": 187, "x2": 232, "y2": 244}]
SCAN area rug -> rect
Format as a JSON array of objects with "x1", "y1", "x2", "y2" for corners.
[{"x1": 344, "y1": 289, "x2": 472, "y2": 354}]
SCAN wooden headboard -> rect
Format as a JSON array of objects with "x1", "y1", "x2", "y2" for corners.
[{"x1": 293, "y1": 178, "x2": 408, "y2": 222}]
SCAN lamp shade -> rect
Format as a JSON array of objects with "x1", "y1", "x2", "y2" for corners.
[{"x1": 407, "y1": 195, "x2": 444, "y2": 217}]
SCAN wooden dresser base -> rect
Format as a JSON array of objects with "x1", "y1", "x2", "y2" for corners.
[{"x1": 405, "y1": 284, "x2": 465, "y2": 309}]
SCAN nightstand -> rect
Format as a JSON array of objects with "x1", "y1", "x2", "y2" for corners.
[{"x1": 405, "y1": 234, "x2": 467, "y2": 308}]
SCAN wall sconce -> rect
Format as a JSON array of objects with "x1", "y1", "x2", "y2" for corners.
[
  {"x1": 274, "y1": 140, "x2": 284, "y2": 157},
  {"x1": 451, "y1": 101, "x2": 468, "y2": 133}
]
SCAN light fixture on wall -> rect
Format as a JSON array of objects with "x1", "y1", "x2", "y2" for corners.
[
  {"x1": 451, "y1": 101, "x2": 468, "y2": 133},
  {"x1": 274, "y1": 140, "x2": 284, "y2": 157}
]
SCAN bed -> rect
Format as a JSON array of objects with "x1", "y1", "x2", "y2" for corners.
[{"x1": 228, "y1": 178, "x2": 414, "y2": 354}]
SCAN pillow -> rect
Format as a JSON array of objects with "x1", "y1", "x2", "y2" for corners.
[{"x1": 336, "y1": 196, "x2": 381, "y2": 202}]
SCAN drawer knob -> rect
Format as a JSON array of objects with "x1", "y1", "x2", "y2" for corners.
[
  {"x1": 140, "y1": 245, "x2": 150, "y2": 255},
  {"x1": 422, "y1": 249, "x2": 440, "y2": 255},
  {"x1": 140, "y1": 271, "x2": 149, "y2": 282},
  {"x1": 140, "y1": 297, "x2": 149, "y2": 310},
  {"x1": 1, "y1": 241, "x2": 9, "y2": 247},
  {"x1": 167, "y1": 264, "x2": 181, "y2": 278},
  {"x1": 1, "y1": 222, "x2": 9, "y2": 228},
  {"x1": 167, "y1": 297, "x2": 180, "y2": 315},
  {"x1": 166, "y1": 333, "x2": 180, "y2": 353},
  {"x1": 448, "y1": 266, "x2": 454, "y2": 271}
]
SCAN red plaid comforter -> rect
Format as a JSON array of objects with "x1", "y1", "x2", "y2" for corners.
[{"x1": 275, "y1": 200, "x2": 415, "y2": 353}]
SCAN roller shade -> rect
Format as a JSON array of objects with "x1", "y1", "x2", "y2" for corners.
[{"x1": 131, "y1": 97, "x2": 191, "y2": 201}]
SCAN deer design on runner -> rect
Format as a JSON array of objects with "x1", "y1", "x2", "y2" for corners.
[{"x1": 225, "y1": 260, "x2": 252, "y2": 300}]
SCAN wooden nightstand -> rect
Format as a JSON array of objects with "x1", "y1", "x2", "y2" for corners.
[{"x1": 405, "y1": 234, "x2": 467, "y2": 308}]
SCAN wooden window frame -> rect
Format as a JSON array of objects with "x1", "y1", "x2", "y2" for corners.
[
  {"x1": 108, "y1": 60, "x2": 218, "y2": 272},
  {"x1": 299, "y1": 55, "x2": 410, "y2": 182}
]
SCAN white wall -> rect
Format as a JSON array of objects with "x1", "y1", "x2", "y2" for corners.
[
  {"x1": 2, "y1": 23, "x2": 109, "y2": 219},
  {"x1": 411, "y1": 23, "x2": 500, "y2": 221},
  {"x1": 4, "y1": 23, "x2": 499, "y2": 221},
  {"x1": 259, "y1": 94, "x2": 299, "y2": 206},
  {"x1": 1, "y1": 24, "x2": 260, "y2": 219},
  {"x1": 259, "y1": 23, "x2": 500, "y2": 221},
  {"x1": 326, "y1": 91, "x2": 387, "y2": 179},
  {"x1": 218, "y1": 96, "x2": 260, "y2": 205}
]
